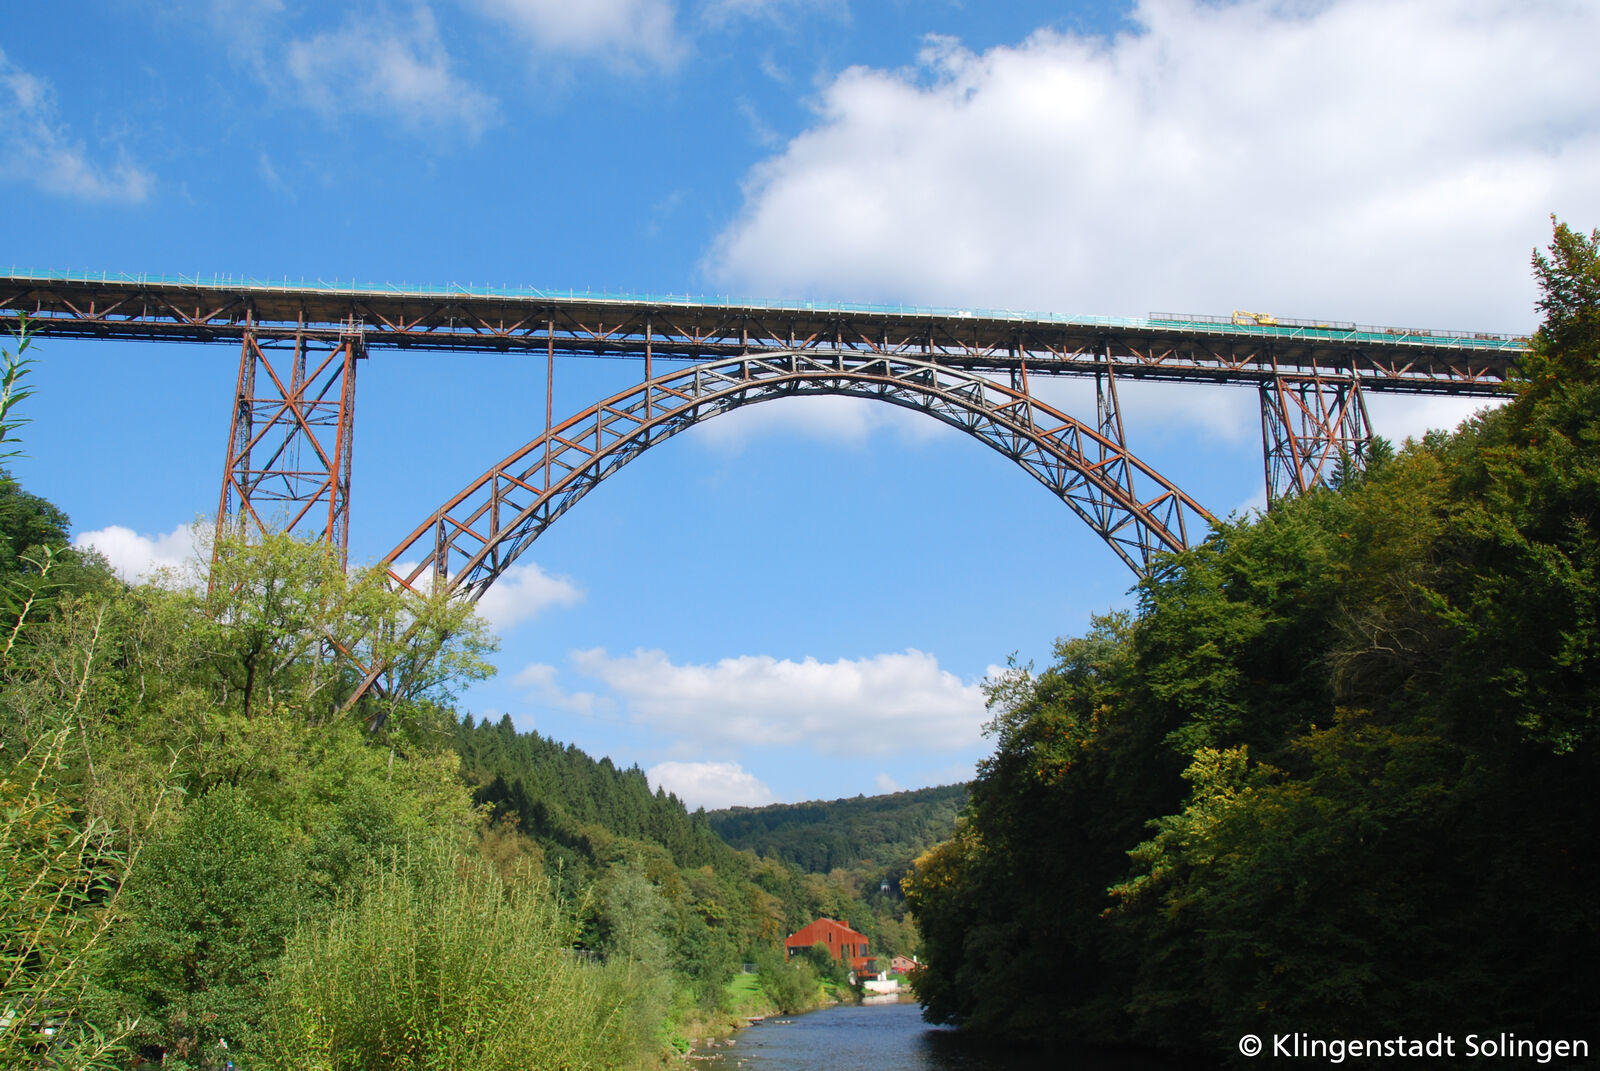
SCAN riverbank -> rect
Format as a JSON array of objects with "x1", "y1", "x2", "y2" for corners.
[
  {"x1": 690, "y1": 1001, "x2": 1202, "y2": 1071},
  {"x1": 687, "y1": 999, "x2": 958, "y2": 1071},
  {"x1": 678, "y1": 972, "x2": 862, "y2": 1058}
]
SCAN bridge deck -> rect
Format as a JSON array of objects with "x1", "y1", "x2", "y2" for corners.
[{"x1": 1, "y1": 271, "x2": 1526, "y2": 395}]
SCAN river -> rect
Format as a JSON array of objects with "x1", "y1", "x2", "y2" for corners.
[{"x1": 694, "y1": 998, "x2": 1195, "y2": 1071}]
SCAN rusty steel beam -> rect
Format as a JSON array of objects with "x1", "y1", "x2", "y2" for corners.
[
  {"x1": 1260, "y1": 369, "x2": 1372, "y2": 503},
  {"x1": 338, "y1": 350, "x2": 1216, "y2": 707},
  {"x1": 215, "y1": 323, "x2": 361, "y2": 561},
  {"x1": 1, "y1": 274, "x2": 1524, "y2": 395},
  {"x1": 384, "y1": 351, "x2": 1214, "y2": 592}
]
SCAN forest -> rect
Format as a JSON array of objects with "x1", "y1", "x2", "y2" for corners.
[
  {"x1": 708, "y1": 783, "x2": 966, "y2": 879},
  {"x1": 904, "y1": 221, "x2": 1600, "y2": 1062},
  {"x1": 0, "y1": 327, "x2": 908, "y2": 1068},
  {"x1": 708, "y1": 784, "x2": 961, "y2": 937},
  {"x1": 9, "y1": 222, "x2": 1597, "y2": 1068}
]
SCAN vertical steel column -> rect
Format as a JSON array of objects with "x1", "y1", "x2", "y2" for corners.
[
  {"x1": 543, "y1": 319, "x2": 554, "y2": 490},
  {"x1": 216, "y1": 321, "x2": 259, "y2": 542},
  {"x1": 1091, "y1": 343, "x2": 1139, "y2": 541},
  {"x1": 1259, "y1": 362, "x2": 1372, "y2": 505},
  {"x1": 1008, "y1": 338, "x2": 1034, "y2": 428},
  {"x1": 214, "y1": 319, "x2": 363, "y2": 564}
]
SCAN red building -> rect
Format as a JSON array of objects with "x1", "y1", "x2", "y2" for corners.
[{"x1": 784, "y1": 918, "x2": 874, "y2": 975}]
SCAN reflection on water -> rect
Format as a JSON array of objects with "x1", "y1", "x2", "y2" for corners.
[{"x1": 695, "y1": 999, "x2": 1197, "y2": 1071}]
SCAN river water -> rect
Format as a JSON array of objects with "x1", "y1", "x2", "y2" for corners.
[{"x1": 694, "y1": 998, "x2": 1192, "y2": 1071}]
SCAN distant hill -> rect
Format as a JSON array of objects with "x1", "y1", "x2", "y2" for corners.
[
  {"x1": 707, "y1": 783, "x2": 968, "y2": 877},
  {"x1": 454, "y1": 713, "x2": 927, "y2": 958},
  {"x1": 455, "y1": 713, "x2": 736, "y2": 877}
]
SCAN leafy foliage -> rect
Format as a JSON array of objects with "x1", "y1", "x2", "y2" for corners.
[
  {"x1": 708, "y1": 784, "x2": 965, "y2": 878},
  {"x1": 262, "y1": 842, "x2": 633, "y2": 1071},
  {"x1": 2, "y1": 320, "x2": 912, "y2": 1069},
  {"x1": 0, "y1": 725, "x2": 133, "y2": 1069},
  {"x1": 905, "y1": 220, "x2": 1600, "y2": 1057}
]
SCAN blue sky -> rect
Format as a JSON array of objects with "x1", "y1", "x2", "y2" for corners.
[{"x1": 4, "y1": 0, "x2": 1598, "y2": 808}]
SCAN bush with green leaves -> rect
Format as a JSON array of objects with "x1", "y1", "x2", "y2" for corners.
[
  {"x1": 751, "y1": 944, "x2": 819, "y2": 1016},
  {"x1": 0, "y1": 724, "x2": 133, "y2": 1070},
  {"x1": 905, "y1": 220, "x2": 1600, "y2": 1054},
  {"x1": 101, "y1": 783, "x2": 309, "y2": 1064},
  {"x1": 1, "y1": 324, "x2": 140, "y2": 1069},
  {"x1": 260, "y1": 840, "x2": 638, "y2": 1071}
]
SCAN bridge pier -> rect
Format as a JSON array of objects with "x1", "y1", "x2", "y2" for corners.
[
  {"x1": 1091, "y1": 344, "x2": 1138, "y2": 531},
  {"x1": 1259, "y1": 367, "x2": 1372, "y2": 504},
  {"x1": 215, "y1": 317, "x2": 363, "y2": 562}
]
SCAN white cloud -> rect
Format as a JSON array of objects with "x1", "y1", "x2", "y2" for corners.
[
  {"x1": 874, "y1": 772, "x2": 900, "y2": 793},
  {"x1": 472, "y1": 561, "x2": 584, "y2": 629},
  {"x1": 647, "y1": 759, "x2": 776, "y2": 809},
  {"x1": 693, "y1": 392, "x2": 954, "y2": 450},
  {"x1": 474, "y1": 0, "x2": 684, "y2": 70},
  {"x1": 512, "y1": 661, "x2": 559, "y2": 688},
  {"x1": 0, "y1": 49, "x2": 152, "y2": 201},
  {"x1": 73, "y1": 523, "x2": 201, "y2": 583},
  {"x1": 1364, "y1": 392, "x2": 1502, "y2": 445},
  {"x1": 287, "y1": 6, "x2": 496, "y2": 136},
  {"x1": 569, "y1": 647, "x2": 994, "y2": 754},
  {"x1": 707, "y1": 0, "x2": 1600, "y2": 333},
  {"x1": 1024, "y1": 375, "x2": 1263, "y2": 446},
  {"x1": 511, "y1": 659, "x2": 605, "y2": 714}
]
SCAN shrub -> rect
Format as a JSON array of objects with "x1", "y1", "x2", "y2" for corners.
[{"x1": 260, "y1": 841, "x2": 636, "y2": 1070}]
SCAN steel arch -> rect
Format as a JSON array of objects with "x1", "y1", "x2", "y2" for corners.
[{"x1": 382, "y1": 352, "x2": 1215, "y2": 600}]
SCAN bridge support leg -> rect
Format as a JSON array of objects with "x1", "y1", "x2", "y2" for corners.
[
  {"x1": 1074, "y1": 344, "x2": 1149, "y2": 562},
  {"x1": 1259, "y1": 368, "x2": 1371, "y2": 505},
  {"x1": 1093, "y1": 344, "x2": 1137, "y2": 504},
  {"x1": 214, "y1": 323, "x2": 363, "y2": 562}
]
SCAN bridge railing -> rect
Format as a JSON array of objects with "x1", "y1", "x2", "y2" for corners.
[{"x1": 5, "y1": 268, "x2": 1527, "y2": 353}]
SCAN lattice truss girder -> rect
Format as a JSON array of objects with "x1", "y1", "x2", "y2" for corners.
[
  {"x1": 2, "y1": 276, "x2": 1519, "y2": 395},
  {"x1": 216, "y1": 328, "x2": 361, "y2": 557},
  {"x1": 1259, "y1": 369, "x2": 1372, "y2": 502},
  {"x1": 384, "y1": 352, "x2": 1216, "y2": 604},
  {"x1": 353, "y1": 301, "x2": 1513, "y2": 391}
]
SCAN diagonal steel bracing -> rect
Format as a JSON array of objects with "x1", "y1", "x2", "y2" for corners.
[
  {"x1": 383, "y1": 352, "x2": 1215, "y2": 599},
  {"x1": 1259, "y1": 367, "x2": 1372, "y2": 503},
  {"x1": 336, "y1": 351, "x2": 1215, "y2": 707},
  {"x1": 216, "y1": 323, "x2": 361, "y2": 560}
]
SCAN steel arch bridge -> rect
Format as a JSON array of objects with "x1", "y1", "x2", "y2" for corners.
[
  {"x1": 2, "y1": 271, "x2": 1526, "y2": 593},
  {"x1": 385, "y1": 351, "x2": 1211, "y2": 599}
]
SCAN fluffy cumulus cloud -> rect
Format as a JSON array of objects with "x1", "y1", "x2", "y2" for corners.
[
  {"x1": 473, "y1": 0, "x2": 684, "y2": 69},
  {"x1": 512, "y1": 660, "x2": 605, "y2": 714},
  {"x1": 469, "y1": 561, "x2": 585, "y2": 630},
  {"x1": 569, "y1": 647, "x2": 993, "y2": 754},
  {"x1": 1364, "y1": 392, "x2": 1503, "y2": 445},
  {"x1": 287, "y1": 6, "x2": 496, "y2": 135},
  {"x1": 0, "y1": 49, "x2": 152, "y2": 201},
  {"x1": 73, "y1": 523, "x2": 202, "y2": 582},
  {"x1": 647, "y1": 759, "x2": 776, "y2": 809},
  {"x1": 707, "y1": 0, "x2": 1600, "y2": 332},
  {"x1": 389, "y1": 557, "x2": 582, "y2": 629}
]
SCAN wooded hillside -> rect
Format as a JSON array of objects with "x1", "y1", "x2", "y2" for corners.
[
  {"x1": 904, "y1": 221, "x2": 1600, "y2": 1061},
  {"x1": 709, "y1": 783, "x2": 965, "y2": 877}
]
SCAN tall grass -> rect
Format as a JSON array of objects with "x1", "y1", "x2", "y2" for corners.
[{"x1": 260, "y1": 841, "x2": 637, "y2": 1070}]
